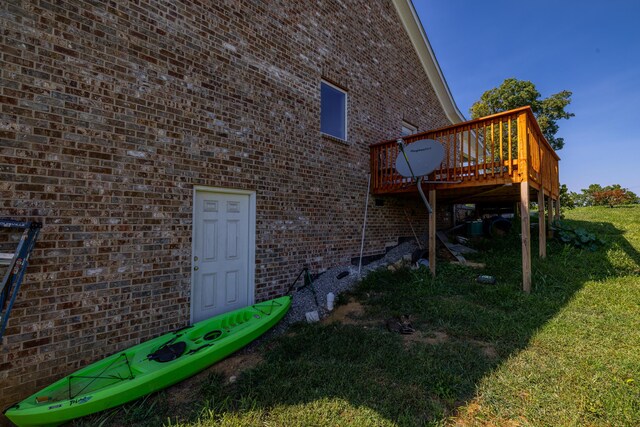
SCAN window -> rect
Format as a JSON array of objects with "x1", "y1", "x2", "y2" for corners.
[
  {"x1": 401, "y1": 121, "x2": 417, "y2": 136},
  {"x1": 321, "y1": 81, "x2": 347, "y2": 140}
]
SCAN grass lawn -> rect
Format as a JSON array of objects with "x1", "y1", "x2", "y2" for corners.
[{"x1": 77, "y1": 206, "x2": 640, "y2": 427}]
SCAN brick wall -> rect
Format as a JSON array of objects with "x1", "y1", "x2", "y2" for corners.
[{"x1": 0, "y1": 0, "x2": 451, "y2": 409}]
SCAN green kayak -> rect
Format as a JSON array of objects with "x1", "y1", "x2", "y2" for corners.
[{"x1": 4, "y1": 296, "x2": 291, "y2": 427}]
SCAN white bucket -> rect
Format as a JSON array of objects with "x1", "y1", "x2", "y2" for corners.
[{"x1": 327, "y1": 292, "x2": 335, "y2": 311}]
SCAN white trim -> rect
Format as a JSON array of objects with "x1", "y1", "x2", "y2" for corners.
[
  {"x1": 391, "y1": 0, "x2": 466, "y2": 124},
  {"x1": 320, "y1": 80, "x2": 348, "y2": 141},
  {"x1": 193, "y1": 186, "x2": 256, "y2": 196},
  {"x1": 190, "y1": 186, "x2": 256, "y2": 324},
  {"x1": 401, "y1": 120, "x2": 418, "y2": 136}
]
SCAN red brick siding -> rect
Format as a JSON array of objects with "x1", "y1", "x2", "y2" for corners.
[{"x1": 0, "y1": 0, "x2": 451, "y2": 407}]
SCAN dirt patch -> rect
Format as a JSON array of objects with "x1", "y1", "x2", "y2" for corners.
[
  {"x1": 164, "y1": 351, "x2": 263, "y2": 410},
  {"x1": 323, "y1": 300, "x2": 367, "y2": 325},
  {"x1": 450, "y1": 261, "x2": 486, "y2": 269},
  {"x1": 480, "y1": 346, "x2": 498, "y2": 359},
  {"x1": 399, "y1": 331, "x2": 498, "y2": 359},
  {"x1": 210, "y1": 352, "x2": 263, "y2": 380},
  {"x1": 468, "y1": 339, "x2": 499, "y2": 359},
  {"x1": 451, "y1": 399, "x2": 523, "y2": 426},
  {"x1": 402, "y1": 330, "x2": 451, "y2": 347},
  {"x1": 325, "y1": 299, "x2": 499, "y2": 360}
]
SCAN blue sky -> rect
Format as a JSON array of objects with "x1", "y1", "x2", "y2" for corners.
[{"x1": 415, "y1": 1, "x2": 640, "y2": 193}]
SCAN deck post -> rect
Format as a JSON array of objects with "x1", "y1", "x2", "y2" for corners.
[
  {"x1": 429, "y1": 189, "x2": 436, "y2": 277},
  {"x1": 538, "y1": 187, "x2": 546, "y2": 258},
  {"x1": 547, "y1": 196, "x2": 554, "y2": 238},
  {"x1": 517, "y1": 111, "x2": 532, "y2": 293},
  {"x1": 554, "y1": 197, "x2": 560, "y2": 221},
  {"x1": 520, "y1": 182, "x2": 531, "y2": 293}
]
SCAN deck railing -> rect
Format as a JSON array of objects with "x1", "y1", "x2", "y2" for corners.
[{"x1": 370, "y1": 106, "x2": 560, "y2": 198}]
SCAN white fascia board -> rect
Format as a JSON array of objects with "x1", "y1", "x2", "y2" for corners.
[{"x1": 392, "y1": 0, "x2": 466, "y2": 124}]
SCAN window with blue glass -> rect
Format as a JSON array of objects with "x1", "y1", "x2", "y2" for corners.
[{"x1": 320, "y1": 81, "x2": 347, "y2": 140}]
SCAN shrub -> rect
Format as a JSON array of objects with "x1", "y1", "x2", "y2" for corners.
[{"x1": 552, "y1": 220, "x2": 605, "y2": 251}]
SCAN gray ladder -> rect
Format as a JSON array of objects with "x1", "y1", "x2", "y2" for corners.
[{"x1": 0, "y1": 219, "x2": 42, "y2": 342}]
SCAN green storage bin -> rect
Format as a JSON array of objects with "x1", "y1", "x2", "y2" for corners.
[{"x1": 467, "y1": 220, "x2": 483, "y2": 237}]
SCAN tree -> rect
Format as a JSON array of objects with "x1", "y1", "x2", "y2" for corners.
[
  {"x1": 470, "y1": 78, "x2": 574, "y2": 151},
  {"x1": 575, "y1": 183, "x2": 603, "y2": 207},
  {"x1": 592, "y1": 185, "x2": 638, "y2": 207},
  {"x1": 559, "y1": 184, "x2": 576, "y2": 209},
  {"x1": 573, "y1": 184, "x2": 638, "y2": 207},
  {"x1": 593, "y1": 189, "x2": 627, "y2": 207}
]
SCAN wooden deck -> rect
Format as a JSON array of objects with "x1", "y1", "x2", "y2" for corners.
[
  {"x1": 370, "y1": 106, "x2": 560, "y2": 204},
  {"x1": 370, "y1": 107, "x2": 561, "y2": 292}
]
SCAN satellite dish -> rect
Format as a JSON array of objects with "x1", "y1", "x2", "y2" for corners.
[{"x1": 395, "y1": 139, "x2": 444, "y2": 178}]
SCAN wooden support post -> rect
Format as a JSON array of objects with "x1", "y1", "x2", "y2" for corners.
[
  {"x1": 429, "y1": 189, "x2": 436, "y2": 277},
  {"x1": 518, "y1": 111, "x2": 532, "y2": 293},
  {"x1": 538, "y1": 188, "x2": 546, "y2": 259},
  {"x1": 554, "y1": 197, "x2": 560, "y2": 221},
  {"x1": 520, "y1": 182, "x2": 531, "y2": 293},
  {"x1": 547, "y1": 196, "x2": 554, "y2": 238}
]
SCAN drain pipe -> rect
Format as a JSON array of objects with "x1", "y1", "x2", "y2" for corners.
[{"x1": 358, "y1": 173, "x2": 371, "y2": 277}]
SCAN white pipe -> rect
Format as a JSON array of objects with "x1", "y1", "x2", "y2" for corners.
[{"x1": 358, "y1": 173, "x2": 371, "y2": 277}]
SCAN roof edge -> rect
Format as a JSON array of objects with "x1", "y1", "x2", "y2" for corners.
[{"x1": 391, "y1": 0, "x2": 466, "y2": 124}]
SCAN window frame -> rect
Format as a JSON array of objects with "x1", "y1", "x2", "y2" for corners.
[
  {"x1": 401, "y1": 120, "x2": 418, "y2": 136},
  {"x1": 320, "y1": 80, "x2": 348, "y2": 141}
]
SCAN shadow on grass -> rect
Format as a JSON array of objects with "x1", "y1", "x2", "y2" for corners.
[
  {"x1": 76, "y1": 216, "x2": 640, "y2": 427},
  {"x1": 564, "y1": 218, "x2": 640, "y2": 271}
]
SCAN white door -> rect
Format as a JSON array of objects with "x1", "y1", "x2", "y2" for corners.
[{"x1": 192, "y1": 189, "x2": 254, "y2": 323}]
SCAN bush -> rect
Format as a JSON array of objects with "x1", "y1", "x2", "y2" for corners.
[{"x1": 552, "y1": 220, "x2": 605, "y2": 251}]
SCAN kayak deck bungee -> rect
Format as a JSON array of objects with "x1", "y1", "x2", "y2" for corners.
[{"x1": 4, "y1": 296, "x2": 291, "y2": 427}]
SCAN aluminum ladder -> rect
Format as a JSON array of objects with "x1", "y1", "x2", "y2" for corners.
[{"x1": 0, "y1": 219, "x2": 42, "y2": 342}]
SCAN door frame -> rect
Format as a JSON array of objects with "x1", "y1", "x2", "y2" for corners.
[{"x1": 190, "y1": 186, "x2": 256, "y2": 323}]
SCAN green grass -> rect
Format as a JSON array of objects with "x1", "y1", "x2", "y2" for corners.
[
  {"x1": 463, "y1": 206, "x2": 640, "y2": 426},
  {"x1": 76, "y1": 205, "x2": 640, "y2": 427}
]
